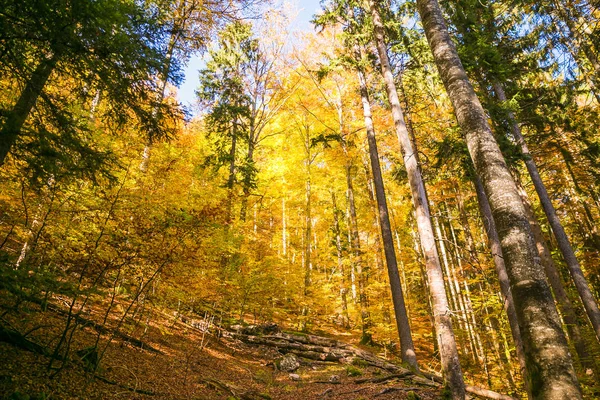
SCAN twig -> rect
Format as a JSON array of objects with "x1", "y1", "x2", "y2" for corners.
[
  {"x1": 354, "y1": 372, "x2": 413, "y2": 384},
  {"x1": 94, "y1": 374, "x2": 155, "y2": 396},
  {"x1": 337, "y1": 386, "x2": 372, "y2": 395},
  {"x1": 375, "y1": 386, "x2": 422, "y2": 396}
]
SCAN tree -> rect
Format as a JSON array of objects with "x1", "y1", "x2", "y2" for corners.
[
  {"x1": 139, "y1": 0, "x2": 256, "y2": 171},
  {"x1": 414, "y1": 0, "x2": 581, "y2": 397},
  {"x1": 367, "y1": 0, "x2": 463, "y2": 392},
  {"x1": 443, "y1": 0, "x2": 600, "y2": 374},
  {"x1": 198, "y1": 20, "x2": 289, "y2": 221},
  {"x1": 0, "y1": 0, "x2": 182, "y2": 169},
  {"x1": 197, "y1": 21, "x2": 252, "y2": 222},
  {"x1": 314, "y1": 0, "x2": 418, "y2": 368}
]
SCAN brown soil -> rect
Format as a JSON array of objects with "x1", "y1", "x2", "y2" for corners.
[{"x1": 0, "y1": 300, "x2": 442, "y2": 400}]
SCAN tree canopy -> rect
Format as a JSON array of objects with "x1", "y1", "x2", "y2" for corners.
[{"x1": 0, "y1": 0, "x2": 599, "y2": 399}]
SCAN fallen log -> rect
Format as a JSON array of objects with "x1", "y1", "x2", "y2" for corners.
[
  {"x1": 264, "y1": 332, "x2": 344, "y2": 348},
  {"x1": 230, "y1": 329, "x2": 411, "y2": 374},
  {"x1": 231, "y1": 332, "x2": 410, "y2": 373},
  {"x1": 234, "y1": 334, "x2": 338, "y2": 354},
  {"x1": 229, "y1": 328, "x2": 515, "y2": 400},
  {"x1": 346, "y1": 347, "x2": 405, "y2": 372},
  {"x1": 0, "y1": 324, "x2": 50, "y2": 356},
  {"x1": 464, "y1": 384, "x2": 517, "y2": 400},
  {"x1": 289, "y1": 350, "x2": 344, "y2": 362}
]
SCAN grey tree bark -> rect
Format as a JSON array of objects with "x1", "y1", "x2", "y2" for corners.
[
  {"x1": 516, "y1": 181, "x2": 600, "y2": 377},
  {"x1": 494, "y1": 82, "x2": 600, "y2": 345},
  {"x1": 357, "y1": 67, "x2": 418, "y2": 369},
  {"x1": 415, "y1": 0, "x2": 581, "y2": 397},
  {"x1": 367, "y1": 0, "x2": 463, "y2": 394},
  {"x1": 474, "y1": 176, "x2": 527, "y2": 389}
]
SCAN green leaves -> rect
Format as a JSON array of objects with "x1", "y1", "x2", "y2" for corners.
[{"x1": 0, "y1": 0, "x2": 183, "y2": 179}]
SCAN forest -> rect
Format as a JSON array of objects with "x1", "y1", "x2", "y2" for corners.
[{"x1": 0, "y1": 0, "x2": 599, "y2": 399}]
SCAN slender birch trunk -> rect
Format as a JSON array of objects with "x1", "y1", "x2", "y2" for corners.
[
  {"x1": 410, "y1": 226, "x2": 438, "y2": 355},
  {"x1": 432, "y1": 214, "x2": 463, "y2": 333},
  {"x1": 368, "y1": 1, "x2": 463, "y2": 392},
  {"x1": 357, "y1": 68, "x2": 418, "y2": 368},
  {"x1": 416, "y1": 0, "x2": 580, "y2": 396},
  {"x1": 445, "y1": 212, "x2": 486, "y2": 363}
]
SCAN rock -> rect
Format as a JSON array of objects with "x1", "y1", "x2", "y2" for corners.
[
  {"x1": 275, "y1": 353, "x2": 300, "y2": 372},
  {"x1": 289, "y1": 373, "x2": 301, "y2": 381},
  {"x1": 328, "y1": 375, "x2": 340, "y2": 383}
]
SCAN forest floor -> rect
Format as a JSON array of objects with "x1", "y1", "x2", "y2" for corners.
[{"x1": 0, "y1": 298, "x2": 444, "y2": 400}]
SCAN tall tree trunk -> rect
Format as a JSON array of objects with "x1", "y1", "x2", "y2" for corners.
[
  {"x1": 225, "y1": 126, "x2": 237, "y2": 225},
  {"x1": 240, "y1": 141, "x2": 255, "y2": 221},
  {"x1": 494, "y1": 82, "x2": 600, "y2": 345},
  {"x1": 368, "y1": 1, "x2": 463, "y2": 393},
  {"x1": 410, "y1": 225, "x2": 438, "y2": 356},
  {"x1": 357, "y1": 68, "x2": 418, "y2": 369},
  {"x1": 282, "y1": 198, "x2": 287, "y2": 257},
  {"x1": 332, "y1": 191, "x2": 350, "y2": 329},
  {"x1": 0, "y1": 53, "x2": 60, "y2": 165},
  {"x1": 345, "y1": 162, "x2": 371, "y2": 343},
  {"x1": 473, "y1": 176, "x2": 527, "y2": 386},
  {"x1": 346, "y1": 206, "x2": 358, "y2": 302},
  {"x1": 516, "y1": 181, "x2": 600, "y2": 377},
  {"x1": 445, "y1": 210, "x2": 486, "y2": 364},
  {"x1": 304, "y1": 176, "x2": 311, "y2": 295},
  {"x1": 415, "y1": 0, "x2": 581, "y2": 397},
  {"x1": 432, "y1": 214, "x2": 464, "y2": 335},
  {"x1": 362, "y1": 160, "x2": 386, "y2": 273}
]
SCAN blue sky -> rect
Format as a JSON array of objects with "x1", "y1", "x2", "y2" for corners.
[{"x1": 177, "y1": 0, "x2": 322, "y2": 109}]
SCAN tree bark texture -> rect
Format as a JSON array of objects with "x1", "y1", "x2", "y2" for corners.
[
  {"x1": 474, "y1": 176, "x2": 527, "y2": 389},
  {"x1": 367, "y1": 1, "x2": 464, "y2": 395},
  {"x1": 494, "y1": 82, "x2": 600, "y2": 345},
  {"x1": 415, "y1": 0, "x2": 581, "y2": 397},
  {"x1": 357, "y1": 68, "x2": 418, "y2": 369},
  {"x1": 516, "y1": 181, "x2": 599, "y2": 377}
]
